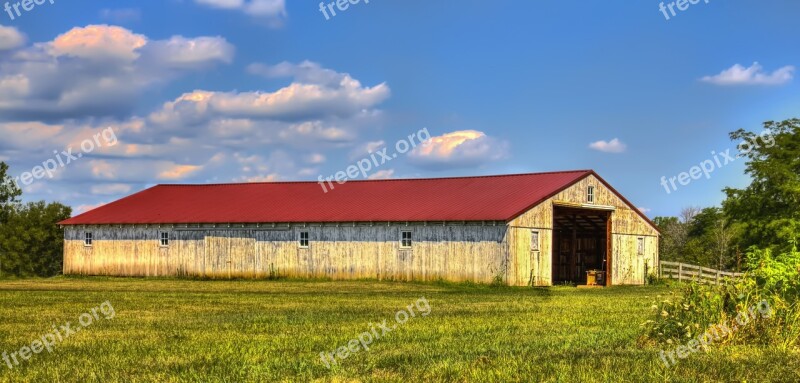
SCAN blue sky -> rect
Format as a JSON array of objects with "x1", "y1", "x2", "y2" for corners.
[{"x1": 1, "y1": 0, "x2": 798, "y2": 217}]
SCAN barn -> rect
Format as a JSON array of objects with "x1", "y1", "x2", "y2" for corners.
[{"x1": 59, "y1": 170, "x2": 659, "y2": 286}]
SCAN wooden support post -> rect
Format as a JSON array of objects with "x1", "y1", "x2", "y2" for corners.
[
  {"x1": 605, "y1": 211, "x2": 613, "y2": 287},
  {"x1": 678, "y1": 263, "x2": 683, "y2": 282},
  {"x1": 571, "y1": 214, "x2": 577, "y2": 283}
]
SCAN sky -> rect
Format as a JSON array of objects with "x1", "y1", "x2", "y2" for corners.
[{"x1": 0, "y1": 0, "x2": 798, "y2": 218}]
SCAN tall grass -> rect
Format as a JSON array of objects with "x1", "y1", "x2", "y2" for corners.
[{"x1": 641, "y1": 245, "x2": 800, "y2": 351}]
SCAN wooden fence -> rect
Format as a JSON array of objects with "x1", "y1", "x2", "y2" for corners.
[{"x1": 659, "y1": 261, "x2": 745, "y2": 285}]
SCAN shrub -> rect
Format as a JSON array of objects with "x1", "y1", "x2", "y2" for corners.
[{"x1": 640, "y1": 245, "x2": 800, "y2": 351}]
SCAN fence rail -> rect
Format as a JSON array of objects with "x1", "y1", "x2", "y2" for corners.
[{"x1": 659, "y1": 261, "x2": 744, "y2": 285}]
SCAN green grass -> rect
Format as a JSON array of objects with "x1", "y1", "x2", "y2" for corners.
[{"x1": 0, "y1": 278, "x2": 797, "y2": 382}]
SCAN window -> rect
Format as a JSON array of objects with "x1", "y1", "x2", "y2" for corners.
[
  {"x1": 299, "y1": 231, "x2": 309, "y2": 248},
  {"x1": 401, "y1": 231, "x2": 412, "y2": 248},
  {"x1": 84, "y1": 232, "x2": 93, "y2": 247},
  {"x1": 160, "y1": 231, "x2": 169, "y2": 247},
  {"x1": 637, "y1": 237, "x2": 645, "y2": 256},
  {"x1": 587, "y1": 186, "x2": 595, "y2": 203},
  {"x1": 531, "y1": 231, "x2": 540, "y2": 251}
]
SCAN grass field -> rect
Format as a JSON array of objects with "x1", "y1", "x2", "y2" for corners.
[{"x1": 0, "y1": 278, "x2": 797, "y2": 382}]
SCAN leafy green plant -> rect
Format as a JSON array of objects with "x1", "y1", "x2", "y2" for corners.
[{"x1": 640, "y1": 244, "x2": 800, "y2": 351}]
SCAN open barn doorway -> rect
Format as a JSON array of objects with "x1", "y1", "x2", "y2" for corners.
[{"x1": 552, "y1": 206, "x2": 611, "y2": 286}]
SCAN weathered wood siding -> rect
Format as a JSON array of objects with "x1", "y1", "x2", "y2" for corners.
[
  {"x1": 507, "y1": 228, "x2": 552, "y2": 286},
  {"x1": 64, "y1": 224, "x2": 510, "y2": 283},
  {"x1": 610, "y1": 234, "x2": 658, "y2": 285},
  {"x1": 507, "y1": 175, "x2": 659, "y2": 286}
]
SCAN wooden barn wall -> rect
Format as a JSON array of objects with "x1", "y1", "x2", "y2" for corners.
[
  {"x1": 506, "y1": 175, "x2": 659, "y2": 286},
  {"x1": 610, "y1": 234, "x2": 658, "y2": 285},
  {"x1": 506, "y1": 228, "x2": 552, "y2": 286},
  {"x1": 63, "y1": 225, "x2": 510, "y2": 283}
]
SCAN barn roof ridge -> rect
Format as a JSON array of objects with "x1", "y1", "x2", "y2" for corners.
[{"x1": 156, "y1": 169, "x2": 594, "y2": 187}]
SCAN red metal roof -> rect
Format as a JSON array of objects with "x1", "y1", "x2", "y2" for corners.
[{"x1": 60, "y1": 170, "x2": 649, "y2": 225}]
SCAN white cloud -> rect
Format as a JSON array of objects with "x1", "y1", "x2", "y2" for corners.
[
  {"x1": 74, "y1": 202, "x2": 107, "y2": 214},
  {"x1": 0, "y1": 121, "x2": 64, "y2": 148},
  {"x1": 304, "y1": 153, "x2": 326, "y2": 164},
  {"x1": 89, "y1": 160, "x2": 119, "y2": 180},
  {"x1": 0, "y1": 25, "x2": 234, "y2": 121},
  {"x1": 349, "y1": 140, "x2": 385, "y2": 160},
  {"x1": 149, "y1": 63, "x2": 388, "y2": 124},
  {"x1": 409, "y1": 130, "x2": 508, "y2": 170},
  {"x1": 589, "y1": 138, "x2": 626, "y2": 153},
  {"x1": 194, "y1": 0, "x2": 286, "y2": 23},
  {"x1": 241, "y1": 174, "x2": 280, "y2": 182},
  {"x1": 146, "y1": 36, "x2": 234, "y2": 68},
  {"x1": 48, "y1": 25, "x2": 147, "y2": 62},
  {"x1": 368, "y1": 169, "x2": 395, "y2": 180},
  {"x1": 638, "y1": 207, "x2": 652, "y2": 214},
  {"x1": 701, "y1": 62, "x2": 794, "y2": 86},
  {"x1": 279, "y1": 121, "x2": 355, "y2": 143},
  {"x1": 248, "y1": 60, "x2": 346, "y2": 87},
  {"x1": 158, "y1": 164, "x2": 202, "y2": 180},
  {"x1": 229, "y1": 150, "x2": 304, "y2": 183},
  {"x1": 0, "y1": 25, "x2": 25, "y2": 50},
  {"x1": 91, "y1": 183, "x2": 132, "y2": 195},
  {"x1": 0, "y1": 28, "x2": 394, "y2": 211}
]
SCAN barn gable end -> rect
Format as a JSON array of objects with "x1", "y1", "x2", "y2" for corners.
[{"x1": 506, "y1": 174, "x2": 658, "y2": 286}]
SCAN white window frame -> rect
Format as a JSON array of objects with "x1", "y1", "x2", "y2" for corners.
[
  {"x1": 160, "y1": 231, "x2": 170, "y2": 247},
  {"x1": 531, "y1": 230, "x2": 540, "y2": 252},
  {"x1": 299, "y1": 231, "x2": 310, "y2": 249},
  {"x1": 587, "y1": 186, "x2": 595, "y2": 203},
  {"x1": 637, "y1": 237, "x2": 645, "y2": 256},
  {"x1": 84, "y1": 232, "x2": 93, "y2": 247},
  {"x1": 400, "y1": 230, "x2": 412, "y2": 249}
]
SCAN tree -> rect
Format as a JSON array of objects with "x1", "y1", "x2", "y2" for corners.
[
  {"x1": 0, "y1": 201, "x2": 72, "y2": 276},
  {"x1": 679, "y1": 206, "x2": 701, "y2": 227},
  {"x1": 654, "y1": 207, "x2": 701, "y2": 262},
  {"x1": 723, "y1": 119, "x2": 800, "y2": 251},
  {"x1": 687, "y1": 207, "x2": 737, "y2": 269},
  {"x1": 653, "y1": 216, "x2": 682, "y2": 262},
  {"x1": 0, "y1": 161, "x2": 22, "y2": 223},
  {"x1": 0, "y1": 161, "x2": 71, "y2": 277},
  {"x1": 0, "y1": 161, "x2": 22, "y2": 276},
  {"x1": 654, "y1": 206, "x2": 739, "y2": 269}
]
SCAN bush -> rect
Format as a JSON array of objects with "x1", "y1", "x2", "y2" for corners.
[
  {"x1": 0, "y1": 201, "x2": 71, "y2": 277},
  {"x1": 640, "y1": 245, "x2": 800, "y2": 351}
]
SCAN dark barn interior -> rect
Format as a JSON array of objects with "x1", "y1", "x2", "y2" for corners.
[{"x1": 552, "y1": 206, "x2": 610, "y2": 285}]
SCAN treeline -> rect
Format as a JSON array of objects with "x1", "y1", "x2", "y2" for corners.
[
  {"x1": 654, "y1": 119, "x2": 800, "y2": 270},
  {"x1": 0, "y1": 162, "x2": 71, "y2": 277}
]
